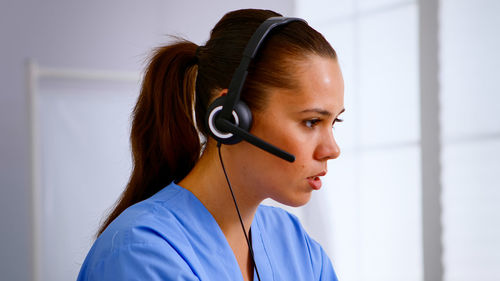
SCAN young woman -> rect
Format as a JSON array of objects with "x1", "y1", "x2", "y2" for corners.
[{"x1": 78, "y1": 8, "x2": 344, "y2": 281}]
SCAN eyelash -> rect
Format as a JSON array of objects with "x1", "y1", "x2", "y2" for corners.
[{"x1": 304, "y1": 118, "x2": 344, "y2": 128}]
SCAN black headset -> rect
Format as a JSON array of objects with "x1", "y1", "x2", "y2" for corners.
[{"x1": 205, "y1": 17, "x2": 307, "y2": 163}]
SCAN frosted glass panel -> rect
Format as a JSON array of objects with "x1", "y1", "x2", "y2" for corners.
[
  {"x1": 318, "y1": 154, "x2": 361, "y2": 281},
  {"x1": 38, "y1": 78, "x2": 139, "y2": 281},
  {"x1": 295, "y1": 3, "x2": 422, "y2": 281},
  {"x1": 441, "y1": 1, "x2": 500, "y2": 279},
  {"x1": 358, "y1": 0, "x2": 414, "y2": 12},
  {"x1": 306, "y1": 146, "x2": 422, "y2": 281},
  {"x1": 358, "y1": 4, "x2": 419, "y2": 146},
  {"x1": 440, "y1": 0, "x2": 500, "y2": 139},
  {"x1": 358, "y1": 146, "x2": 422, "y2": 281},
  {"x1": 442, "y1": 140, "x2": 500, "y2": 281},
  {"x1": 296, "y1": 0, "x2": 355, "y2": 24}
]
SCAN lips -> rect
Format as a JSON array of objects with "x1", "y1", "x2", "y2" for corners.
[{"x1": 307, "y1": 171, "x2": 327, "y2": 190}]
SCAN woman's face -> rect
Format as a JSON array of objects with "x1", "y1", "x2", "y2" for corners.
[{"x1": 225, "y1": 55, "x2": 345, "y2": 207}]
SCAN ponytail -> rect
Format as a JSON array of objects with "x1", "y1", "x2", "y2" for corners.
[{"x1": 97, "y1": 41, "x2": 200, "y2": 236}]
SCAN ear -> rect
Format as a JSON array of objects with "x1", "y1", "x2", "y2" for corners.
[
  {"x1": 208, "y1": 89, "x2": 229, "y2": 105},
  {"x1": 217, "y1": 89, "x2": 228, "y2": 98}
]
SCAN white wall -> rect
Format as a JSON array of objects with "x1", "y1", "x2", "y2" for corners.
[{"x1": 0, "y1": 1, "x2": 294, "y2": 280}]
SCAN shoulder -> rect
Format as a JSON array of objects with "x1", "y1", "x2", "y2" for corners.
[
  {"x1": 96, "y1": 183, "x2": 188, "y2": 248},
  {"x1": 78, "y1": 184, "x2": 200, "y2": 280}
]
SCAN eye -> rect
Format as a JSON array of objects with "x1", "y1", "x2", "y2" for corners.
[
  {"x1": 304, "y1": 118, "x2": 321, "y2": 128},
  {"x1": 333, "y1": 118, "x2": 344, "y2": 126}
]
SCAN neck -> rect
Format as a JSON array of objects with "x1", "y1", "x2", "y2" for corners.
[{"x1": 177, "y1": 144, "x2": 260, "y2": 238}]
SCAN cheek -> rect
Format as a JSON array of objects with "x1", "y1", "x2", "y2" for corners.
[
  {"x1": 248, "y1": 112, "x2": 314, "y2": 175},
  {"x1": 271, "y1": 125, "x2": 313, "y2": 162},
  {"x1": 253, "y1": 124, "x2": 310, "y2": 173}
]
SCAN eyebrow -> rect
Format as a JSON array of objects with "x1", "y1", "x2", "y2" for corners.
[{"x1": 299, "y1": 108, "x2": 345, "y2": 117}]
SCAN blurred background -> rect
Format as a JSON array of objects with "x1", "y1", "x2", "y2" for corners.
[{"x1": 1, "y1": 0, "x2": 499, "y2": 280}]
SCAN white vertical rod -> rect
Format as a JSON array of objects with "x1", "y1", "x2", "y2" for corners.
[
  {"x1": 419, "y1": 0, "x2": 443, "y2": 280},
  {"x1": 27, "y1": 59, "x2": 42, "y2": 281}
]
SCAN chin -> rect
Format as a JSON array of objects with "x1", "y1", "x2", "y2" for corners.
[{"x1": 275, "y1": 192, "x2": 313, "y2": 208}]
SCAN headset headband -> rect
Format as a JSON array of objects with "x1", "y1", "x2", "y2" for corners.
[{"x1": 218, "y1": 17, "x2": 307, "y2": 121}]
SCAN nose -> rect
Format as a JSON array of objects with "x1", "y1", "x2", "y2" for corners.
[{"x1": 314, "y1": 128, "x2": 341, "y2": 161}]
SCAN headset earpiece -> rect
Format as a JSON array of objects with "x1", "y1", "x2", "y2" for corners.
[{"x1": 206, "y1": 96, "x2": 252, "y2": 144}]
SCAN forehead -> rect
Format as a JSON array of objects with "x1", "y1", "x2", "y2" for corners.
[{"x1": 267, "y1": 56, "x2": 344, "y2": 114}]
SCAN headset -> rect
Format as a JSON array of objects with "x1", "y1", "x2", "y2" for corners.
[
  {"x1": 205, "y1": 16, "x2": 308, "y2": 163},
  {"x1": 205, "y1": 16, "x2": 307, "y2": 281}
]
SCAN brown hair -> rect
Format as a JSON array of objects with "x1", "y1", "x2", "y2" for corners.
[{"x1": 97, "y1": 9, "x2": 336, "y2": 236}]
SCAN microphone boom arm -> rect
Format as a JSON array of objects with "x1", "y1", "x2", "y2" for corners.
[{"x1": 216, "y1": 118, "x2": 295, "y2": 163}]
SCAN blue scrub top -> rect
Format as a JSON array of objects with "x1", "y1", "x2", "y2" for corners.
[{"x1": 77, "y1": 182, "x2": 338, "y2": 281}]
